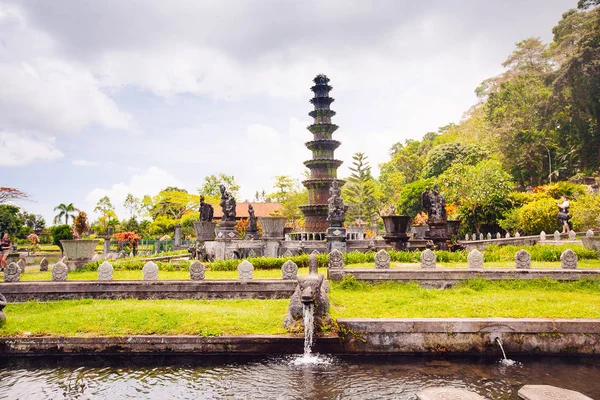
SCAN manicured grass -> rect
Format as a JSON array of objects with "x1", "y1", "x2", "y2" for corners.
[
  {"x1": 7, "y1": 267, "x2": 329, "y2": 281},
  {"x1": 1, "y1": 278, "x2": 599, "y2": 337},
  {"x1": 0, "y1": 298, "x2": 289, "y2": 336},
  {"x1": 346, "y1": 260, "x2": 600, "y2": 269},
  {"x1": 329, "y1": 278, "x2": 600, "y2": 319}
]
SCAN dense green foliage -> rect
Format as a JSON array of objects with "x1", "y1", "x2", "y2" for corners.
[{"x1": 49, "y1": 224, "x2": 74, "y2": 251}]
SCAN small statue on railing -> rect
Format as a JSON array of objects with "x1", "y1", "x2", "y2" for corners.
[
  {"x1": 327, "y1": 180, "x2": 348, "y2": 227},
  {"x1": 246, "y1": 204, "x2": 259, "y2": 239},
  {"x1": 199, "y1": 195, "x2": 214, "y2": 222},
  {"x1": 219, "y1": 185, "x2": 237, "y2": 221},
  {"x1": 421, "y1": 184, "x2": 447, "y2": 224}
]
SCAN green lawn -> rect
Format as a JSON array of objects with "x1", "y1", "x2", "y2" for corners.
[
  {"x1": 329, "y1": 279, "x2": 600, "y2": 319},
  {"x1": 1, "y1": 279, "x2": 599, "y2": 337},
  {"x1": 0, "y1": 298, "x2": 289, "y2": 336},
  {"x1": 346, "y1": 260, "x2": 600, "y2": 269}
]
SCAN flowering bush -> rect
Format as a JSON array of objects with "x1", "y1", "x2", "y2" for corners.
[
  {"x1": 413, "y1": 212, "x2": 428, "y2": 226},
  {"x1": 26, "y1": 233, "x2": 41, "y2": 254},
  {"x1": 112, "y1": 231, "x2": 142, "y2": 248}
]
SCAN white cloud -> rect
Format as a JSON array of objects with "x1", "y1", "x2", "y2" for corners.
[
  {"x1": 0, "y1": 2, "x2": 135, "y2": 152},
  {"x1": 72, "y1": 159, "x2": 98, "y2": 167},
  {"x1": 0, "y1": 132, "x2": 63, "y2": 166},
  {"x1": 246, "y1": 124, "x2": 280, "y2": 143},
  {"x1": 86, "y1": 166, "x2": 184, "y2": 218}
]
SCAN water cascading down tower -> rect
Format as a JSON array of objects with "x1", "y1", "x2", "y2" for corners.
[{"x1": 300, "y1": 74, "x2": 344, "y2": 232}]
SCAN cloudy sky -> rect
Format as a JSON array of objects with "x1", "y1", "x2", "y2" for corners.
[{"x1": 1, "y1": 0, "x2": 573, "y2": 222}]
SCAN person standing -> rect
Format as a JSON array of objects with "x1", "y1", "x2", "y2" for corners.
[
  {"x1": 0, "y1": 233, "x2": 12, "y2": 269},
  {"x1": 557, "y1": 196, "x2": 571, "y2": 234}
]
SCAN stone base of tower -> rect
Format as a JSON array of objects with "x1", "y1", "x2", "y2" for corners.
[{"x1": 300, "y1": 205, "x2": 329, "y2": 232}]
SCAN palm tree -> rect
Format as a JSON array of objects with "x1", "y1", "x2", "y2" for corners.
[{"x1": 53, "y1": 203, "x2": 78, "y2": 225}]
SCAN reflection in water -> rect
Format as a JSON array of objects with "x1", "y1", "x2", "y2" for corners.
[{"x1": 0, "y1": 355, "x2": 599, "y2": 400}]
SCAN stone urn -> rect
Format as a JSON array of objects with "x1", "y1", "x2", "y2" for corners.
[
  {"x1": 582, "y1": 236, "x2": 600, "y2": 252},
  {"x1": 60, "y1": 239, "x2": 99, "y2": 271},
  {"x1": 259, "y1": 217, "x2": 287, "y2": 239},
  {"x1": 193, "y1": 221, "x2": 217, "y2": 242},
  {"x1": 382, "y1": 216, "x2": 411, "y2": 250}
]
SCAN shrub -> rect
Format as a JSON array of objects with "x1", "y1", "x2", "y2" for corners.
[
  {"x1": 570, "y1": 193, "x2": 600, "y2": 231},
  {"x1": 50, "y1": 224, "x2": 74, "y2": 252},
  {"x1": 499, "y1": 196, "x2": 561, "y2": 235}
]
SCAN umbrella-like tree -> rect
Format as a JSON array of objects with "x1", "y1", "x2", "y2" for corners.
[{"x1": 53, "y1": 203, "x2": 78, "y2": 225}]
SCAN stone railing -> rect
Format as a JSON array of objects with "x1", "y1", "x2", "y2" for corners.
[
  {"x1": 457, "y1": 229, "x2": 595, "y2": 251},
  {"x1": 286, "y1": 231, "x2": 365, "y2": 241}
]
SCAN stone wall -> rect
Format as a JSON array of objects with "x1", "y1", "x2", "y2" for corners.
[
  {"x1": 337, "y1": 318, "x2": 600, "y2": 355},
  {"x1": 0, "y1": 280, "x2": 296, "y2": 302},
  {"x1": 339, "y1": 269, "x2": 600, "y2": 288}
]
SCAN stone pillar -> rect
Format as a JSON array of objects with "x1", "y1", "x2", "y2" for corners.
[
  {"x1": 103, "y1": 237, "x2": 111, "y2": 257},
  {"x1": 154, "y1": 238, "x2": 161, "y2": 254},
  {"x1": 327, "y1": 249, "x2": 344, "y2": 281},
  {"x1": 560, "y1": 249, "x2": 578, "y2": 269},
  {"x1": 327, "y1": 227, "x2": 347, "y2": 253},
  {"x1": 263, "y1": 239, "x2": 281, "y2": 258},
  {"x1": 174, "y1": 224, "x2": 182, "y2": 249},
  {"x1": 515, "y1": 249, "x2": 531, "y2": 269},
  {"x1": 467, "y1": 249, "x2": 484, "y2": 269}
]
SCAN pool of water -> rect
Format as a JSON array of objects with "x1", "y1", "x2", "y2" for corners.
[{"x1": 0, "y1": 354, "x2": 598, "y2": 399}]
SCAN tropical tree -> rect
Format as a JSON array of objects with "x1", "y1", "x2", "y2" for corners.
[
  {"x1": 123, "y1": 193, "x2": 140, "y2": 219},
  {"x1": 343, "y1": 153, "x2": 379, "y2": 226},
  {"x1": 150, "y1": 188, "x2": 198, "y2": 220},
  {"x1": 73, "y1": 211, "x2": 89, "y2": 237},
  {"x1": 94, "y1": 196, "x2": 118, "y2": 232},
  {"x1": 0, "y1": 187, "x2": 29, "y2": 204},
  {"x1": 53, "y1": 203, "x2": 78, "y2": 225},
  {"x1": 438, "y1": 160, "x2": 514, "y2": 234},
  {"x1": 0, "y1": 205, "x2": 23, "y2": 237},
  {"x1": 200, "y1": 173, "x2": 240, "y2": 198}
]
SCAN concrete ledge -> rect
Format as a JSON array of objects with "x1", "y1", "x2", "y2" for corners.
[
  {"x1": 337, "y1": 318, "x2": 600, "y2": 355},
  {"x1": 0, "y1": 280, "x2": 297, "y2": 302},
  {"x1": 1, "y1": 318, "x2": 599, "y2": 356},
  {"x1": 342, "y1": 268, "x2": 600, "y2": 287},
  {"x1": 0, "y1": 335, "x2": 340, "y2": 356}
]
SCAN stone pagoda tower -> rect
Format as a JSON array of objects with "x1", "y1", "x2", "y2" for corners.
[{"x1": 300, "y1": 74, "x2": 344, "y2": 232}]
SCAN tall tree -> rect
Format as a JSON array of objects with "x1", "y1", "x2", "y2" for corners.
[
  {"x1": 200, "y1": 173, "x2": 240, "y2": 198},
  {"x1": 0, "y1": 205, "x2": 23, "y2": 237},
  {"x1": 0, "y1": 187, "x2": 29, "y2": 204},
  {"x1": 551, "y1": 6, "x2": 600, "y2": 173},
  {"x1": 151, "y1": 188, "x2": 198, "y2": 220},
  {"x1": 94, "y1": 196, "x2": 118, "y2": 232},
  {"x1": 267, "y1": 176, "x2": 298, "y2": 203},
  {"x1": 73, "y1": 211, "x2": 89, "y2": 236},
  {"x1": 123, "y1": 193, "x2": 140, "y2": 219},
  {"x1": 343, "y1": 153, "x2": 379, "y2": 226},
  {"x1": 53, "y1": 203, "x2": 78, "y2": 225}
]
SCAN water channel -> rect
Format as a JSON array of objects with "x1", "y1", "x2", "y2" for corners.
[{"x1": 0, "y1": 355, "x2": 598, "y2": 399}]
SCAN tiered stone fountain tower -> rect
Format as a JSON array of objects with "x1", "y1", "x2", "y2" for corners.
[{"x1": 300, "y1": 74, "x2": 344, "y2": 232}]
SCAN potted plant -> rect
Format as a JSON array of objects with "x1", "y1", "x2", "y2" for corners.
[{"x1": 25, "y1": 233, "x2": 40, "y2": 264}]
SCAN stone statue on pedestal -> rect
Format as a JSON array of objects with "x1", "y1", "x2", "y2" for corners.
[
  {"x1": 199, "y1": 195, "x2": 214, "y2": 222},
  {"x1": 421, "y1": 184, "x2": 447, "y2": 224},
  {"x1": 219, "y1": 185, "x2": 236, "y2": 222},
  {"x1": 327, "y1": 180, "x2": 348, "y2": 227},
  {"x1": 248, "y1": 204, "x2": 258, "y2": 232}
]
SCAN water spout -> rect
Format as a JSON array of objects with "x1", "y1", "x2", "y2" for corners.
[
  {"x1": 302, "y1": 303, "x2": 314, "y2": 357},
  {"x1": 495, "y1": 337, "x2": 508, "y2": 361},
  {"x1": 493, "y1": 336, "x2": 519, "y2": 366}
]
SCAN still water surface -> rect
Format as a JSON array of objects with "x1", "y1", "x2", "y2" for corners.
[{"x1": 0, "y1": 354, "x2": 599, "y2": 399}]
